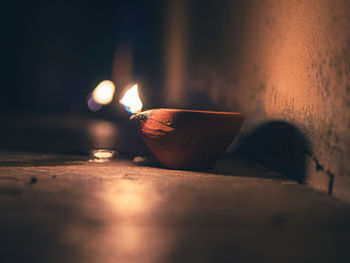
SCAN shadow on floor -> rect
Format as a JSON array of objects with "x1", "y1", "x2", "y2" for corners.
[
  {"x1": 133, "y1": 121, "x2": 310, "y2": 183},
  {"x1": 233, "y1": 121, "x2": 310, "y2": 183},
  {"x1": 133, "y1": 153, "x2": 289, "y2": 180}
]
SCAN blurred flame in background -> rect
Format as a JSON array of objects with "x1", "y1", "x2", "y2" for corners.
[
  {"x1": 93, "y1": 80, "x2": 116, "y2": 104},
  {"x1": 88, "y1": 120, "x2": 117, "y2": 162},
  {"x1": 119, "y1": 84, "x2": 143, "y2": 114},
  {"x1": 88, "y1": 80, "x2": 116, "y2": 112}
]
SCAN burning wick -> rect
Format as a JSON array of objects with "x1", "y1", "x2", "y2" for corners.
[{"x1": 119, "y1": 84, "x2": 143, "y2": 114}]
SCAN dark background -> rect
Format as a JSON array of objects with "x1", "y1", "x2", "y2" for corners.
[{"x1": 0, "y1": 0, "x2": 165, "y2": 114}]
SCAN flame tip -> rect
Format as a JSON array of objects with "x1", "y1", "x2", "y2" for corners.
[{"x1": 119, "y1": 83, "x2": 143, "y2": 114}]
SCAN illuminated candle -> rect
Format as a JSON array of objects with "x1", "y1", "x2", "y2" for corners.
[{"x1": 119, "y1": 84, "x2": 244, "y2": 170}]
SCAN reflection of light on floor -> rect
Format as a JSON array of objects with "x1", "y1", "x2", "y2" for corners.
[
  {"x1": 60, "y1": 179, "x2": 178, "y2": 262},
  {"x1": 89, "y1": 149, "x2": 116, "y2": 163},
  {"x1": 97, "y1": 181, "x2": 170, "y2": 263},
  {"x1": 92, "y1": 150, "x2": 114, "y2": 159},
  {"x1": 88, "y1": 120, "x2": 117, "y2": 149},
  {"x1": 104, "y1": 181, "x2": 157, "y2": 216}
]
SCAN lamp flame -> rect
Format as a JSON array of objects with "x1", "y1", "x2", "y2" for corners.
[
  {"x1": 119, "y1": 84, "x2": 143, "y2": 114},
  {"x1": 92, "y1": 80, "x2": 115, "y2": 105}
]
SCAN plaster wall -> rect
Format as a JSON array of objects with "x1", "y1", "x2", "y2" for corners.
[{"x1": 164, "y1": 0, "x2": 350, "y2": 202}]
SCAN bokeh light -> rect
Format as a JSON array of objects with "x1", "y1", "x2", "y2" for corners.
[{"x1": 92, "y1": 80, "x2": 116, "y2": 105}]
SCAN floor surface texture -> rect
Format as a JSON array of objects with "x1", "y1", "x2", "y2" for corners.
[{"x1": 0, "y1": 151, "x2": 349, "y2": 263}]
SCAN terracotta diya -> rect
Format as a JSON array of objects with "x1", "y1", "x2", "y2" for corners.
[{"x1": 120, "y1": 85, "x2": 245, "y2": 170}]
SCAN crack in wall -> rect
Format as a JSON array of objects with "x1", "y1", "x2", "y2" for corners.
[{"x1": 305, "y1": 151, "x2": 335, "y2": 195}]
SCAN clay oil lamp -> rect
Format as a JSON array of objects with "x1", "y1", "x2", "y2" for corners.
[{"x1": 120, "y1": 84, "x2": 244, "y2": 170}]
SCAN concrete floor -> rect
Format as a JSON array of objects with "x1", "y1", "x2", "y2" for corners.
[{"x1": 1, "y1": 151, "x2": 349, "y2": 263}]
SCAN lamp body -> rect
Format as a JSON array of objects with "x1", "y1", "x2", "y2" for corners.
[{"x1": 132, "y1": 109, "x2": 244, "y2": 170}]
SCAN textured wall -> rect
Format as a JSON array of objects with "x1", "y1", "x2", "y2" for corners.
[{"x1": 164, "y1": 0, "x2": 350, "y2": 202}]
